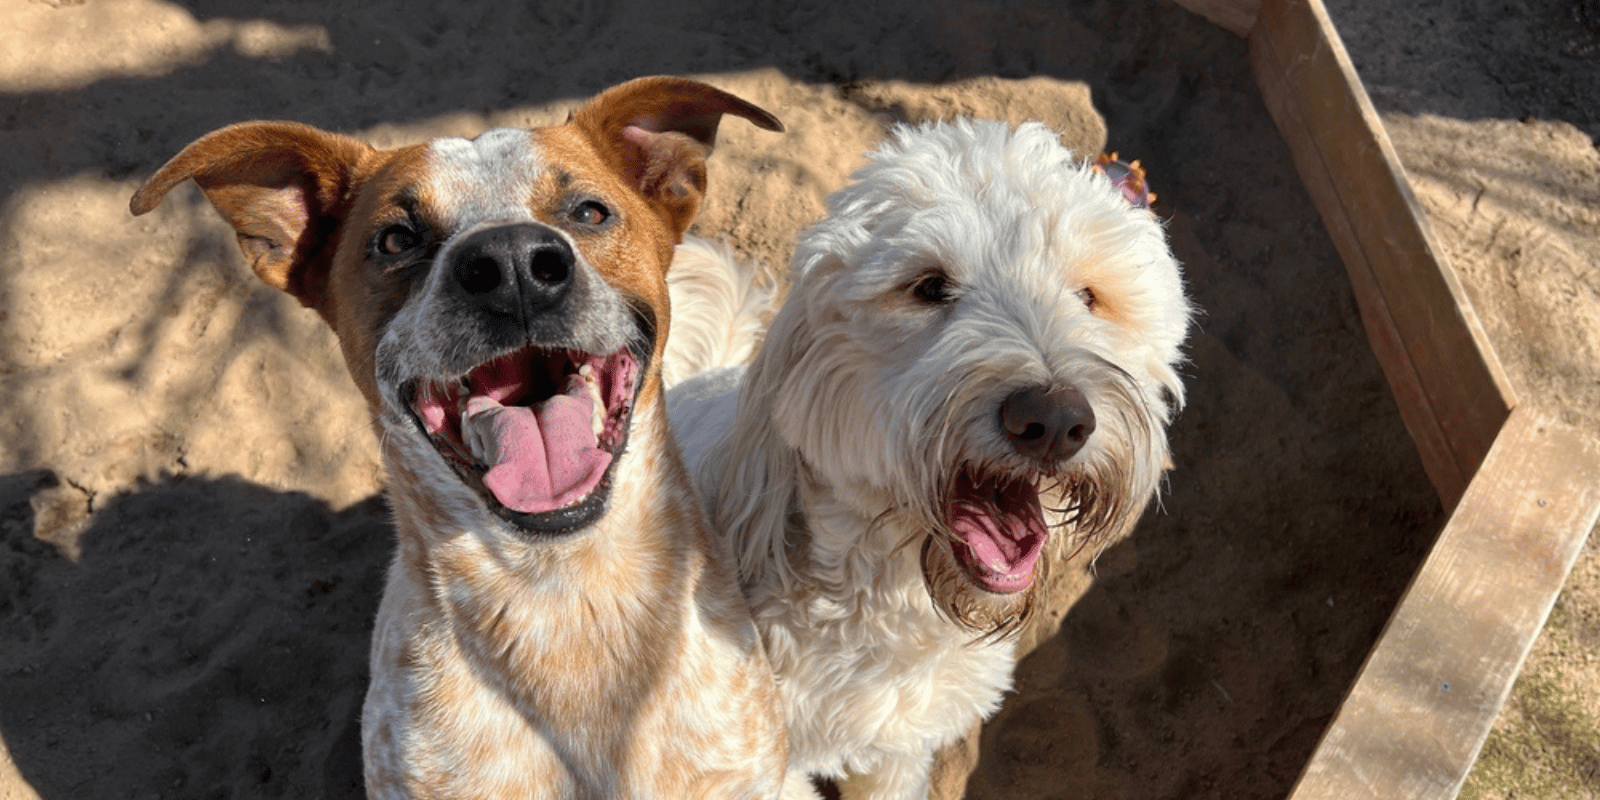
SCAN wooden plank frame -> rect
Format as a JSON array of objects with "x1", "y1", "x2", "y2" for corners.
[
  {"x1": 1291, "y1": 406, "x2": 1600, "y2": 799},
  {"x1": 1248, "y1": 0, "x2": 1516, "y2": 509},
  {"x1": 1166, "y1": 0, "x2": 1600, "y2": 797}
]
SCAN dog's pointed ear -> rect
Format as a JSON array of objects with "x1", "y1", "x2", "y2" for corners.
[
  {"x1": 567, "y1": 76, "x2": 783, "y2": 238},
  {"x1": 130, "y1": 122, "x2": 374, "y2": 318}
]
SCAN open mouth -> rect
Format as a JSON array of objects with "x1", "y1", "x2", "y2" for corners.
[
  {"x1": 945, "y1": 469, "x2": 1050, "y2": 595},
  {"x1": 408, "y1": 345, "x2": 640, "y2": 532}
]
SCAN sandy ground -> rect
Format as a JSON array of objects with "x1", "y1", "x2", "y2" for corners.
[
  {"x1": 1326, "y1": 2, "x2": 1600, "y2": 796},
  {"x1": 0, "y1": 0, "x2": 1595, "y2": 798}
]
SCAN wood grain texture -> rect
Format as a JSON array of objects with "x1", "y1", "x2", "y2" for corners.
[
  {"x1": 1247, "y1": 0, "x2": 1515, "y2": 508},
  {"x1": 1287, "y1": 406, "x2": 1600, "y2": 799}
]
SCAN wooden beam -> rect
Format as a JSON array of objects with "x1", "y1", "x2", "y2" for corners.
[
  {"x1": 1167, "y1": 0, "x2": 1260, "y2": 35},
  {"x1": 1286, "y1": 407, "x2": 1600, "y2": 799},
  {"x1": 1247, "y1": 0, "x2": 1515, "y2": 508}
]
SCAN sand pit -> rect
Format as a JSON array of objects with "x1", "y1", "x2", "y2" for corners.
[{"x1": 1, "y1": 0, "x2": 1595, "y2": 797}]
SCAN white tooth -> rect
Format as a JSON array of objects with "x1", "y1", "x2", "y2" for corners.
[
  {"x1": 580, "y1": 368, "x2": 606, "y2": 436},
  {"x1": 463, "y1": 407, "x2": 500, "y2": 465}
]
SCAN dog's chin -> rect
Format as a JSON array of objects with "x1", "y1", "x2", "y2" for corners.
[
  {"x1": 402, "y1": 342, "x2": 645, "y2": 537},
  {"x1": 491, "y1": 488, "x2": 614, "y2": 536},
  {"x1": 921, "y1": 536, "x2": 1036, "y2": 636}
]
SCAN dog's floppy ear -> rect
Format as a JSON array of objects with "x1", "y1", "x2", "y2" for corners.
[
  {"x1": 568, "y1": 76, "x2": 783, "y2": 238},
  {"x1": 130, "y1": 122, "x2": 374, "y2": 319}
]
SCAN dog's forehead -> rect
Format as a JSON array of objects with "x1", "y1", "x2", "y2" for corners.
[{"x1": 421, "y1": 128, "x2": 551, "y2": 223}]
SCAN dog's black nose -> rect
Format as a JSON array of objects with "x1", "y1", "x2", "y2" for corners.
[
  {"x1": 999, "y1": 385, "x2": 1095, "y2": 461},
  {"x1": 451, "y1": 224, "x2": 575, "y2": 318}
]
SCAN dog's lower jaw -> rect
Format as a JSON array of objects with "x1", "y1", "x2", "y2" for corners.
[
  {"x1": 364, "y1": 407, "x2": 786, "y2": 800},
  {"x1": 920, "y1": 537, "x2": 1036, "y2": 635}
]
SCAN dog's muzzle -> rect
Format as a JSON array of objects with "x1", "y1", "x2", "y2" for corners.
[
  {"x1": 399, "y1": 223, "x2": 649, "y2": 535},
  {"x1": 935, "y1": 384, "x2": 1096, "y2": 597}
]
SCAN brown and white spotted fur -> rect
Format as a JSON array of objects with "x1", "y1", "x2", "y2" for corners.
[{"x1": 131, "y1": 77, "x2": 788, "y2": 800}]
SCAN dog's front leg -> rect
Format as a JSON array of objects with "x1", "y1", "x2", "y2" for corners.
[{"x1": 837, "y1": 752, "x2": 935, "y2": 800}]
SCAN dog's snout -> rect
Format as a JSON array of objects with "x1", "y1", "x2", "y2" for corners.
[
  {"x1": 451, "y1": 224, "x2": 575, "y2": 316},
  {"x1": 999, "y1": 385, "x2": 1095, "y2": 461}
]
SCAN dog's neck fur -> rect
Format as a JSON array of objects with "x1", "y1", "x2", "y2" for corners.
[
  {"x1": 780, "y1": 462, "x2": 922, "y2": 608},
  {"x1": 382, "y1": 401, "x2": 689, "y2": 674},
  {"x1": 730, "y1": 428, "x2": 1016, "y2": 784},
  {"x1": 368, "y1": 401, "x2": 765, "y2": 797}
]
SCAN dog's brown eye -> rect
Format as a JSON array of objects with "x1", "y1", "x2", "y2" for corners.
[
  {"x1": 570, "y1": 201, "x2": 610, "y2": 227},
  {"x1": 1077, "y1": 286, "x2": 1098, "y2": 310},
  {"x1": 378, "y1": 224, "x2": 422, "y2": 256},
  {"x1": 910, "y1": 271, "x2": 956, "y2": 305}
]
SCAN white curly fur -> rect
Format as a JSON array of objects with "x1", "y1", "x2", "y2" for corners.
[
  {"x1": 667, "y1": 119, "x2": 1192, "y2": 800},
  {"x1": 662, "y1": 236, "x2": 778, "y2": 389}
]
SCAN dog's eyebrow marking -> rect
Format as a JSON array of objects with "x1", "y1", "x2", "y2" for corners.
[{"x1": 388, "y1": 187, "x2": 423, "y2": 222}]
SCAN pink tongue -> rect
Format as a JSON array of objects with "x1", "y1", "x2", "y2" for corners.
[
  {"x1": 947, "y1": 474, "x2": 1048, "y2": 595},
  {"x1": 464, "y1": 387, "x2": 612, "y2": 514}
]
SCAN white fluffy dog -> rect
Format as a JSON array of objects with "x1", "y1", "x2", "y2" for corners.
[{"x1": 667, "y1": 119, "x2": 1192, "y2": 799}]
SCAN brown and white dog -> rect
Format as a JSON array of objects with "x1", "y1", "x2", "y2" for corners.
[{"x1": 131, "y1": 77, "x2": 788, "y2": 800}]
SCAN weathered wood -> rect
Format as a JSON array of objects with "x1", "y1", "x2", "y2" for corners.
[
  {"x1": 1245, "y1": 7, "x2": 1600, "y2": 798},
  {"x1": 1247, "y1": 0, "x2": 1515, "y2": 508},
  {"x1": 1168, "y1": 0, "x2": 1260, "y2": 35},
  {"x1": 1286, "y1": 406, "x2": 1600, "y2": 800}
]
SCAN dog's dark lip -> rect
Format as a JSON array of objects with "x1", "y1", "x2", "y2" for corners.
[{"x1": 400, "y1": 337, "x2": 650, "y2": 538}]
